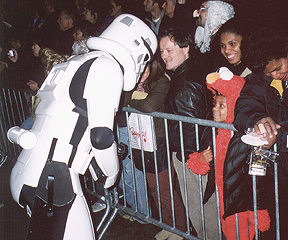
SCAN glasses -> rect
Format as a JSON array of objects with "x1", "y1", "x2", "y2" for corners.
[{"x1": 198, "y1": 7, "x2": 208, "y2": 12}]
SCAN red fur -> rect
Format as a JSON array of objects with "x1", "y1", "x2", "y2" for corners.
[
  {"x1": 187, "y1": 75, "x2": 270, "y2": 239},
  {"x1": 207, "y1": 75, "x2": 245, "y2": 124},
  {"x1": 187, "y1": 152, "x2": 210, "y2": 175}
]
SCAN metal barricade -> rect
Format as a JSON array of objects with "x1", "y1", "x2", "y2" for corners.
[
  {"x1": 0, "y1": 87, "x2": 31, "y2": 165},
  {"x1": 0, "y1": 88, "x2": 281, "y2": 240},
  {"x1": 110, "y1": 107, "x2": 281, "y2": 240}
]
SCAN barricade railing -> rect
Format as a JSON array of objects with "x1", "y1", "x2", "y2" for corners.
[
  {"x1": 0, "y1": 88, "x2": 281, "y2": 240},
  {"x1": 0, "y1": 87, "x2": 31, "y2": 165},
  {"x1": 110, "y1": 107, "x2": 281, "y2": 240}
]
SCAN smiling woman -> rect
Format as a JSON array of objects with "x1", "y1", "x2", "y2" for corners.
[
  {"x1": 220, "y1": 32, "x2": 242, "y2": 65},
  {"x1": 217, "y1": 17, "x2": 251, "y2": 77}
]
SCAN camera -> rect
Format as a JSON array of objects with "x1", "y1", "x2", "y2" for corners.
[{"x1": 7, "y1": 49, "x2": 15, "y2": 57}]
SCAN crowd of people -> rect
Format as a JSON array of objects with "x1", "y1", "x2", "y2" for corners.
[{"x1": 1, "y1": 0, "x2": 288, "y2": 239}]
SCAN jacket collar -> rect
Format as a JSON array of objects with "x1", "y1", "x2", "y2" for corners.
[
  {"x1": 172, "y1": 58, "x2": 191, "y2": 79},
  {"x1": 246, "y1": 72, "x2": 273, "y2": 87}
]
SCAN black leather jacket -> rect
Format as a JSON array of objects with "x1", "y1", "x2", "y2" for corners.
[{"x1": 165, "y1": 58, "x2": 213, "y2": 160}]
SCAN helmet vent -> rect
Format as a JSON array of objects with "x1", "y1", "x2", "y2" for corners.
[
  {"x1": 120, "y1": 16, "x2": 133, "y2": 27},
  {"x1": 133, "y1": 39, "x2": 140, "y2": 47}
]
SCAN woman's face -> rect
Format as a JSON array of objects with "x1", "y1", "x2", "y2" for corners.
[
  {"x1": 137, "y1": 65, "x2": 150, "y2": 92},
  {"x1": 220, "y1": 32, "x2": 242, "y2": 65},
  {"x1": 213, "y1": 95, "x2": 227, "y2": 122},
  {"x1": 140, "y1": 65, "x2": 150, "y2": 83},
  {"x1": 31, "y1": 43, "x2": 41, "y2": 57},
  {"x1": 73, "y1": 29, "x2": 83, "y2": 41}
]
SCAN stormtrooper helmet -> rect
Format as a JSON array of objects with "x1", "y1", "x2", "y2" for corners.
[{"x1": 87, "y1": 14, "x2": 158, "y2": 91}]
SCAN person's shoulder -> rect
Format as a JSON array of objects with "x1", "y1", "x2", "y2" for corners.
[
  {"x1": 158, "y1": 72, "x2": 170, "y2": 82},
  {"x1": 244, "y1": 72, "x2": 272, "y2": 86},
  {"x1": 159, "y1": 15, "x2": 173, "y2": 30}
]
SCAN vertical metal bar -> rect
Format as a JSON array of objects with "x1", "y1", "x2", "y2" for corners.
[
  {"x1": 151, "y1": 116, "x2": 163, "y2": 222},
  {"x1": 126, "y1": 112, "x2": 139, "y2": 212},
  {"x1": 274, "y1": 161, "x2": 280, "y2": 240},
  {"x1": 121, "y1": 111, "x2": 131, "y2": 208},
  {"x1": 137, "y1": 113, "x2": 150, "y2": 216},
  {"x1": 212, "y1": 126, "x2": 222, "y2": 240},
  {"x1": 0, "y1": 98, "x2": 8, "y2": 152},
  {"x1": 13, "y1": 90, "x2": 23, "y2": 123},
  {"x1": 235, "y1": 213, "x2": 239, "y2": 240},
  {"x1": 252, "y1": 174, "x2": 258, "y2": 240},
  {"x1": 198, "y1": 174, "x2": 205, "y2": 240},
  {"x1": 164, "y1": 118, "x2": 178, "y2": 230},
  {"x1": 2, "y1": 89, "x2": 17, "y2": 155},
  {"x1": 20, "y1": 91, "x2": 27, "y2": 121},
  {"x1": 195, "y1": 124, "x2": 199, "y2": 151},
  {"x1": 195, "y1": 123, "x2": 207, "y2": 239},
  {"x1": 179, "y1": 121, "x2": 191, "y2": 235},
  {"x1": 7, "y1": 89, "x2": 17, "y2": 126}
]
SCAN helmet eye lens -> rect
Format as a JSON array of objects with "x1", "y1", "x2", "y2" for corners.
[
  {"x1": 137, "y1": 54, "x2": 143, "y2": 63},
  {"x1": 144, "y1": 54, "x2": 149, "y2": 62}
]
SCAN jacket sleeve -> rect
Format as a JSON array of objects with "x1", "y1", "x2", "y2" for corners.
[
  {"x1": 129, "y1": 76, "x2": 170, "y2": 113},
  {"x1": 233, "y1": 74, "x2": 268, "y2": 133}
]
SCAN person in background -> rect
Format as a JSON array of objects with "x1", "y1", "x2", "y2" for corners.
[
  {"x1": 75, "y1": 0, "x2": 90, "y2": 16},
  {"x1": 56, "y1": 9, "x2": 79, "y2": 55},
  {"x1": 2, "y1": 30, "x2": 35, "y2": 90},
  {"x1": 215, "y1": 17, "x2": 251, "y2": 77},
  {"x1": 160, "y1": 28, "x2": 217, "y2": 239},
  {"x1": 21, "y1": 33, "x2": 69, "y2": 130},
  {"x1": 42, "y1": 0, "x2": 60, "y2": 50},
  {"x1": 109, "y1": 0, "x2": 127, "y2": 19},
  {"x1": 187, "y1": 70, "x2": 271, "y2": 239},
  {"x1": 193, "y1": 0, "x2": 235, "y2": 54},
  {"x1": 83, "y1": 0, "x2": 113, "y2": 36},
  {"x1": 159, "y1": 0, "x2": 176, "y2": 32},
  {"x1": 193, "y1": 0, "x2": 235, "y2": 82},
  {"x1": 143, "y1": 0, "x2": 165, "y2": 36},
  {"x1": 28, "y1": 9, "x2": 45, "y2": 34},
  {"x1": 72, "y1": 20, "x2": 93, "y2": 55},
  {"x1": 234, "y1": 27, "x2": 288, "y2": 240},
  {"x1": 125, "y1": 59, "x2": 186, "y2": 240}
]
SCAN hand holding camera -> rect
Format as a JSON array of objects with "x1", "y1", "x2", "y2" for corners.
[{"x1": 7, "y1": 49, "x2": 18, "y2": 62}]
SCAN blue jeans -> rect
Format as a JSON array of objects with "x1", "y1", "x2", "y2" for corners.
[{"x1": 118, "y1": 127, "x2": 149, "y2": 220}]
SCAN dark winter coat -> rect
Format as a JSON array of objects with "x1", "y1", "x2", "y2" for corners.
[
  {"x1": 165, "y1": 58, "x2": 213, "y2": 160},
  {"x1": 224, "y1": 72, "x2": 288, "y2": 218}
]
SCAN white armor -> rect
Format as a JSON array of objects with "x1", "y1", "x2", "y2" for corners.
[{"x1": 7, "y1": 14, "x2": 157, "y2": 240}]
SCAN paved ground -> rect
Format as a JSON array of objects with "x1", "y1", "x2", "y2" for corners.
[{"x1": 0, "y1": 156, "x2": 161, "y2": 240}]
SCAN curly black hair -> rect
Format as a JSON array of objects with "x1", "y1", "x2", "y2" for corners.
[{"x1": 244, "y1": 27, "x2": 288, "y2": 73}]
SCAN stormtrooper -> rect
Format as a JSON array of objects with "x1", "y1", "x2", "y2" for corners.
[{"x1": 7, "y1": 14, "x2": 157, "y2": 240}]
